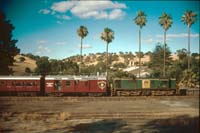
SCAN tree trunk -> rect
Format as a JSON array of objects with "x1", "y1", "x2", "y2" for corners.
[
  {"x1": 188, "y1": 25, "x2": 190, "y2": 69},
  {"x1": 79, "y1": 38, "x2": 83, "y2": 74},
  {"x1": 163, "y1": 30, "x2": 166, "y2": 77},
  {"x1": 106, "y1": 42, "x2": 109, "y2": 79},
  {"x1": 139, "y1": 27, "x2": 141, "y2": 78}
]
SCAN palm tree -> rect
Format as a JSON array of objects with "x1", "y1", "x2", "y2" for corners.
[
  {"x1": 181, "y1": 10, "x2": 197, "y2": 70},
  {"x1": 159, "y1": 12, "x2": 173, "y2": 77},
  {"x1": 101, "y1": 28, "x2": 114, "y2": 79},
  {"x1": 77, "y1": 25, "x2": 88, "y2": 74},
  {"x1": 134, "y1": 11, "x2": 147, "y2": 78}
]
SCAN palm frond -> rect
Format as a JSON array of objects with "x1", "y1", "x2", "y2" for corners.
[
  {"x1": 159, "y1": 12, "x2": 173, "y2": 31},
  {"x1": 77, "y1": 25, "x2": 88, "y2": 39},
  {"x1": 181, "y1": 10, "x2": 197, "y2": 27},
  {"x1": 101, "y1": 28, "x2": 114, "y2": 44},
  {"x1": 134, "y1": 11, "x2": 147, "y2": 29}
]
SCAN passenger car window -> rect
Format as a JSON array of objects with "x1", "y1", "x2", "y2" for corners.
[
  {"x1": 0, "y1": 81, "x2": 5, "y2": 86},
  {"x1": 12, "y1": 82, "x2": 15, "y2": 86},
  {"x1": 26, "y1": 82, "x2": 33, "y2": 86},
  {"x1": 66, "y1": 81, "x2": 71, "y2": 87},
  {"x1": 15, "y1": 82, "x2": 22, "y2": 86}
]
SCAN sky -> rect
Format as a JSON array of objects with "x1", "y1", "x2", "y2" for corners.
[{"x1": 1, "y1": 0, "x2": 199, "y2": 59}]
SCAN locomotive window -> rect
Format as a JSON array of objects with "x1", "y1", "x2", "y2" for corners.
[
  {"x1": 66, "y1": 81, "x2": 71, "y2": 86},
  {"x1": 160, "y1": 81, "x2": 168, "y2": 88},
  {"x1": 115, "y1": 80, "x2": 121, "y2": 88},
  {"x1": 0, "y1": 81, "x2": 5, "y2": 86}
]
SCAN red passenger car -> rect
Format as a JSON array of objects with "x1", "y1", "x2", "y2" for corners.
[
  {"x1": 45, "y1": 75, "x2": 107, "y2": 96},
  {"x1": 0, "y1": 76, "x2": 41, "y2": 96}
]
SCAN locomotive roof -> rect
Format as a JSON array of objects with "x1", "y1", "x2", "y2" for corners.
[
  {"x1": 0, "y1": 76, "x2": 42, "y2": 80},
  {"x1": 45, "y1": 75, "x2": 106, "y2": 80}
]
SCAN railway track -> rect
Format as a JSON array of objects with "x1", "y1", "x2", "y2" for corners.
[
  {"x1": 1, "y1": 111, "x2": 197, "y2": 119},
  {"x1": 0, "y1": 96, "x2": 198, "y2": 102}
]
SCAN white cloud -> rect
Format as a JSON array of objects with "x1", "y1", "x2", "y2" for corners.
[
  {"x1": 56, "y1": 14, "x2": 71, "y2": 20},
  {"x1": 56, "y1": 20, "x2": 63, "y2": 24},
  {"x1": 70, "y1": 1, "x2": 126, "y2": 14},
  {"x1": 51, "y1": 0, "x2": 126, "y2": 20},
  {"x1": 36, "y1": 45, "x2": 51, "y2": 55},
  {"x1": 51, "y1": 1, "x2": 75, "y2": 13},
  {"x1": 55, "y1": 41, "x2": 66, "y2": 45},
  {"x1": 156, "y1": 33, "x2": 199, "y2": 38},
  {"x1": 108, "y1": 9, "x2": 125, "y2": 20},
  {"x1": 142, "y1": 38, "x2": 154, "y2": 44},
  {"x1": 36, "y1": 40, "x2": 48, "y2": 44},
  {"x1": 78, "y1": 44, "x2": 92, "y2": 49},
  {"x1": 39, "y1": 9, "x2": 50, "y2": 14},
  {"x1": 155, "y1": 39, "x2": 172, "y2": 43},
  {"x1": 142, "y1": 38, "x2": 173, "y2": 44}
]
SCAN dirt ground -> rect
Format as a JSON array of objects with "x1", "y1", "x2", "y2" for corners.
[{"x1": 0, "y1": 96, "x2": 199, "y2": 133}]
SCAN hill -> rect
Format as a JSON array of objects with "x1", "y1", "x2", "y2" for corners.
[
  {"x1": 11, "y1": 54, "x2": 37, "y2": 75},
  {"x1": 11, "y1": 53, "x2": 179, "y2": 76}
]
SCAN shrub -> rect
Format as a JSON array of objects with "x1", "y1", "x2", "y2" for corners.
[
  {"x1": 18, "y1": 113, "x2": 42, "y2": 121},
  {"x1": 2, "y1": 112, "x2": 13, "y2": 121},
  {"x1": 56, "y1": 112, "x2": 71, "y2": 121},
  {"x1": 19, "y1": 57, "x2": 25, "y2": 62}
]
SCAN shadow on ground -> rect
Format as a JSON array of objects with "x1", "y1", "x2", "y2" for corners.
[
  {"x1": 43, "y1": 119, "x2": 131, "y2": 133},
  {"x1": 141, "y1": 115, "x2": 199, "y2": 133},
  {"x1": 69, "y1": 119, "x2": 131, "y2": 133},
  {"x1": 0, "y1": 99, "x2": 11, "y2": 112}
]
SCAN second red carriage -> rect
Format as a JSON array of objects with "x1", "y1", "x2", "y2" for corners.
[{"x1": 45, "y1": 75, "x2": 107, "y2": 96}]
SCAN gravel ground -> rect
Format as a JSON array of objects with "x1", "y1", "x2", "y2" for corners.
[{"x1": 0, "y1": 96, "x2": 199, "y2": 133}]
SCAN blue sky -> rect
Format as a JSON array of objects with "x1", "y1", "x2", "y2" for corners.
[{"x1": 1, "y1": 0, "x2": 199, "y2": 59}]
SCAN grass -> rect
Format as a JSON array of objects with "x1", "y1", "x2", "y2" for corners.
[
  {"x1": 2, "y1": 112, "x2": 13, "y2": 121},
  {"x1": 56, "y1": 112, "x2": 71, "y2": 121},
  {"x1": 18, "y1": 113, "x2": 42, "y2": 121}
]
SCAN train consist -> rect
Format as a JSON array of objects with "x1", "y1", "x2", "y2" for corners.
[
  {"x1": 0, "y1": 75, "x2": 107, "y2": 96},
  {"x1": 0, "y1": 75, "x2": 186, "y2": 96}
]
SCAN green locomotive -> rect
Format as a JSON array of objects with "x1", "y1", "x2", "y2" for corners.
[{"x1": 111, "y1": 78, "x2": 177, "y2": 96}]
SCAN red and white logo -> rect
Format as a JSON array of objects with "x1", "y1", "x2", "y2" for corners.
[{"x1": 98, "y1": 81, "x2": 106, "y2": 90}]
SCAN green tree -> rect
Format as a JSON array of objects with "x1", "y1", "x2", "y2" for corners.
[
  {"x1": 113, "y1": 63, "x2": 126, "y2": 69},
  {"x1": 178, "y1": 69, "x2": 197, "y2": 89},
  {"x1": 63, "y1": 61, "x2": 79, "y2": 75},
  {"x1": 181, "y1": 10, "x2": 197, "y2": 69},
  {"x1": 0, "y1": 11, "x2": 20, "y2": 75},
  {"x1": 49, "y1": 59, "x2": 64, "y2": 74},
  {"x1": 159, "y1": 12, "x2": 173, "y2": 77},
  {"x1": 135, "y1": 52, "x2": 144, "y2": 59},
  {"x1": 134, "y1": 11, "x2": 147, "y2": 78},
  {"x1": 25, "y1": 67, "x2": 31, "y2": 74},
  {"x1": 168, "y1": 49, "x2": 188, "y2": 79},
  {"x1": 168, "y1": 50, "x2": 199, "y2": 85},
  {"x1": 101, "y1": 28, "x2": 114, "y2": 78},
  {"x1": 35, "y1": 56, "x2": 50, "y2": 74},
  {"x1": 176, "y1": 48, "x2": 187, "y2": 60},
  {"x1": 19, "y1": 56, "x2": 25, "y2": 62},
  {"x1": 148, "y1": 44, "x2": 172, "y2": 78},
  {"x1": 77, "y1": 25, "x2": 88, "y2": 74}
]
